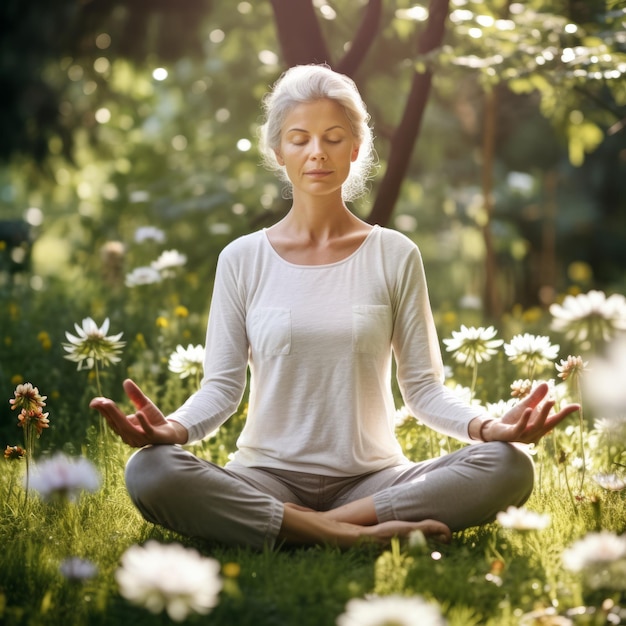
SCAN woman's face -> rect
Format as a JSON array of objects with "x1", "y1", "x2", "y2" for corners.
[{"x1": 275, "y1": 98, "x2": 360, "y2": 199}]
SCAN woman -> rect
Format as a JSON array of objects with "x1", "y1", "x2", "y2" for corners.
[{"x1": 90, "y1": 65, "x2": 579, "y2": 549}]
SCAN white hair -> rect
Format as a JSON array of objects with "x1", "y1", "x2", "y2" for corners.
[{"x1": 258, "y1": 64, "x2": 376, "y2": 202}]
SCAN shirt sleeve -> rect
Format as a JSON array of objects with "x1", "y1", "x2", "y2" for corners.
[
  {"x1": 167, "y1": 247, "x2": 249, "y2": 443},
  {"x1": 391, "y1": 242, "x2": 481, "y2": 442}
]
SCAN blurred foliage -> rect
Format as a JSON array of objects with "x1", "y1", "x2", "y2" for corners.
[{"x1": 0, "y1": 0, "x2": 624, "y2": 356}]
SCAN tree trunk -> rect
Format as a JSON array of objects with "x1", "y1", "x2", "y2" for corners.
[
  {"x1": 269, "y1": 0, "x2": 449, "y2": 228},
  {"x1": 366, "y1": 0, "x2": 450, "y2": 226},
  {"x1": 481, "y1": 88, "x2": 500, "y2": 319},
  {"x1": 336, "y1": 0, "x2": 382, "y2": 77},
  {"x1": 269, "y1": 0, "x2": 330, "y2": 65}
]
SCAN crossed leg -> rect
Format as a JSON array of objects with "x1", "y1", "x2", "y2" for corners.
[{"x1": 124, "y1": 441, "x2": 532, "y2": 549}]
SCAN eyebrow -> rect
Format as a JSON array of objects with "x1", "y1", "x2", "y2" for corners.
[{"x1": 285, "y1": 125, "x2": 346, "y2": 134}]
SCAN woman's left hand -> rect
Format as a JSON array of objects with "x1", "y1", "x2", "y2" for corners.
[{"x1": 479, "y1": 382, "x2": 580, "y2": 445}]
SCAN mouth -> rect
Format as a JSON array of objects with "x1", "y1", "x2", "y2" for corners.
[{"x1": 305, "y1": 169, "x2": 332, "y2": 177}]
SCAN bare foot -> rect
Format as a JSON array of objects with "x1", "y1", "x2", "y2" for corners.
[
  {"x1": 360, "y1": 519, "x2": 451, "y2": 545},
  {"x1": 278, "y1": 505, "x2": 451, "y2": 549}
]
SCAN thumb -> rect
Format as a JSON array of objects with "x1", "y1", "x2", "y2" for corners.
[{"x1": 123, "y1": 378, "x2": 151, "y2": 410}]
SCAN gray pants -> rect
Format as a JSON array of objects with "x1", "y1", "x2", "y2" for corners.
[{"x1": 125, "y1": 441, "x2": 534, "y2": 550}]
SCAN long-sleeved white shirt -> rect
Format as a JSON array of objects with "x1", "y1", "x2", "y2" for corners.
[{"x1": 169, "y1": 225, "x2": 481, "y2": 476}]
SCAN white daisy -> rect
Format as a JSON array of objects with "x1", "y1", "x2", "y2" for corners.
[
  {"x1": 336, "y1": 594, "x2": 447, "y2": 626},
  {"x1": 496, "y1": 505, "x2": 551, "y2": 531},
  {"x1": 63, "y1": 317, "x2": 125, "y2": 371},
  {"x1": 168, "y1": 344, "x2": 205, "y2": 380},
  {"x1": 550, "y1": 290, "x2": 626, "y2": 347},
  {"x1": 504, "y1": 333, "x2": 559, "y2": 374},
  {"x1": 443, "y1": 325, "x2": 503, "y2": 368},
  {"x1": 486, "y1": 399, "x2": 518, "y2": 418},
  {"x1": 562, "y1": 531, "x2": 626, "y2": 572},
  {"x1": 134, "y1": 225, "x2": 165, "y2": 244},
  {"x1": 151, "y1": 249, "x2": 187, "y2": 273},
  {"x1": 116, "y1": 541, "x2": 222, "y2": 622},
  {"x1": 125, "y1": 266, "x2": 163, "y2": 287}
]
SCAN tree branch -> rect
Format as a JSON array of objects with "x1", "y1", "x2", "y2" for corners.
[
  {"x1": 367, "y1": 0, "x2": 449, "y2": 226},
  {"x1": 335, "y1": 0, "x2": 382, "y2": 77},
  {"x1": 269, "y1": 0, "x2": 331, "y2": 66}
]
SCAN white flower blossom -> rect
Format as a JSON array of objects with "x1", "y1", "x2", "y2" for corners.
[
  {"x1": 63, "y1": 317, "x2": 125, "y2": 371},
  {"x1": 550, "y1": 290, "x2": 626, "y2": 346},
  {"x1": 443, "y1": 325, "x2": 503, "y2": 368},
  {"x1": 562, "y1": 531, "x2": 626, "y2": 572},
  {"x1": 445, "y1": 383, "x2": 483, "y2": 408},
  {"x1": 125, "y1": 266, "x2": 163, "y2": 287},
  {"x1": 496, "y1": 505, "x2": 551, "y2": 531},
  {"x1": 394, "y1": 406, "x2": 412, "y2": 428},
  {"x1": 336, "y1": 594, "x2": 447, "y2": 626},
  {"x1": 134, "y1": 226, "x2": 166, "y2": 244},
  {"x1": 28, "y1": 453, "x2": 101, "y2": 502},
  {"x1": 504, "y1": 333, "x2": 559, "y2": 373},
  {"x1": 592, "y1": 473, "x2": 626, "y2": 491},
  {"x1": 486, "y1": 399, "x2": 518, "y2": 418},
  {"x1": 116, "y1": 541, "x2": 222, "y2": 622},
  {"x1": 168, "y1": 344, "x2": 205, "y2": 380},
  {"x1": 151, "y1": 249, "x2": 187, "y2": 273}
]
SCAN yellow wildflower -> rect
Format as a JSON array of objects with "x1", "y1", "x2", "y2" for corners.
[{"x1": 37, "y1": 331, "x2": 52, "y2": 351}]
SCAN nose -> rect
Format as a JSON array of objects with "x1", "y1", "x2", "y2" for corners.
[{"x1": 309, "y1": 138, "x2": 327, "y2": 160}]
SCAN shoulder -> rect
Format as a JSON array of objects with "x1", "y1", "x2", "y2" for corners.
[
  {"x1": 218, "y1": 230, "x2": 266, "y2": 264},
  {"x1": 377, "y1": 226, "x2": 418, "y2": 249},
  {"x1": 374, "y1": 226, "x2": 422, "y2": 262}
]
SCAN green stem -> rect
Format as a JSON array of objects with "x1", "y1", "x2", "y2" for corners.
[
  {"x1": 573, "y1": 376, "x2": 586, "y2": 493},
  {"x1": 562, "y1": 462, "x2": 578, "y2": 514},
  {"x1": 470, "y1": 362, "x2": 478, "y2": 403},
  {"x1": 94, "y1": 359, "x2": 103, "y2": 397},
  {"x1": 93, "y1": 359, "x2": 110, "y2": 489},
  {"x1": 5, "y1": 462, "x2": 17, "y2": 515},
  {"x1": 23, "y1": 422, "x2": 34, "y2": 509}
]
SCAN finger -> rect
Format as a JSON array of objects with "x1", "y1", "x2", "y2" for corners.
[
  {"x1": 498, "y1": 408, "x2": 533, "y2": 440},
  {"x1": 530, "y1": 400, "x2": 555, "y2": 428},
  {"x1": 521, "y1": 382, "x2": 549, "y2": 409},
  {"x1": 90, "y1": 397, "x2": 145, "y2": 445},
  {"x1": 542, "y1": 404, "x2": 581, "y2": 432},
  {"x1": 89, "y1": 397, "x2": 122, "y2": 422},
  {"x1": 134, "y1": 410, "x2": 156, "y2": 440},
  {"x1": 123, "y1": 378, "x2": 153, "y2": 411}
]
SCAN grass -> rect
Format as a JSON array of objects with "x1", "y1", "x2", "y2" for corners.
[
  {"x1": 1, "y1": 265, "x2": 626, "y2": 625},
  {"x1": 1, "y1": 414, "x2": 625, "y2": 626}
]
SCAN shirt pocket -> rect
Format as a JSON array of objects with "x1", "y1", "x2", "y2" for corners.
[
  {"x1": 248, "y1": 307, "x2": 292, "y2": 356},
  {"x1": 352, "y1": 305, "x2": 392, "y2": 354}
]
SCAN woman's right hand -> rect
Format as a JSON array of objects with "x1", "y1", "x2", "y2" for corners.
[{"x1": 89, "y1": 378, "x2": 188, "y2": 447}]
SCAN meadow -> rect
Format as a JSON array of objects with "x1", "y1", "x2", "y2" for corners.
[{"x1": 1, "y1": 235, "x2": 625, "y2": 626}]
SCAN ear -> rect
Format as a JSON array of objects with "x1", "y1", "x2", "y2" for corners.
[
  {"x1": 274, "y1": 149, "x2": 285, "y2": 166},
  {"x1": 351, "y1": 145, "x2": 360, "y2": 162}
]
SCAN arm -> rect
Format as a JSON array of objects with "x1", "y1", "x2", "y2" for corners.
[
  {"x1": 91, "y1": 240, "x2": 251, "y2": 446},
  {"x1": 391, "y1": 241, "x2": 481, "y2": 441},
  {"x1": 162, "y1": 244, "x2": 250, "y2": 442},
  {"x1": 390, "y1": 236, "x2": 579, "y2": 444}
]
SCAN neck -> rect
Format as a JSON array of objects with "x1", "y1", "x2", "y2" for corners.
[{"x1": 282, "y1": 191, "x2": 357, "y2": 240}]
